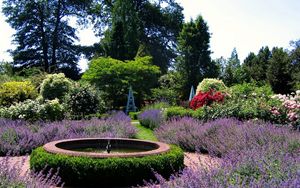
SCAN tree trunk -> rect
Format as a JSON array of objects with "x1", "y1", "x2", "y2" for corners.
[
  {"x1": 37, "y1": 2, "x2": 49, "y2": 72},
  {"x1": 51, "y1": 0, "x2": 62, "y2": 72}
]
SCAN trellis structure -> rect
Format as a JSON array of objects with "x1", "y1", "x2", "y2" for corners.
[
  {"x1": 125, "y1": 86, "x2": 137, "y2": 114},
  {"x1": 189, "y1": 85, "x2": 195, "y2": 101}
]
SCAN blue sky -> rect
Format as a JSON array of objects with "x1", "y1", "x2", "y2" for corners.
[{"x1": 0, "y1": 0, "x2": 300, "y2": 71}]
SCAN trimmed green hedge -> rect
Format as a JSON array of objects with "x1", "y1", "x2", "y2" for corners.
[{"x1": 30, "y1": 145, "x2": 184, "y2": 187}]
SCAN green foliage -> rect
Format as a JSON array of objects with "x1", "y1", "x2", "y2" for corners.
[
  {"x1": 96, "y1": 0, "x2": 184, "y2": 73},
  {"x1": 0, "y1": 81, "x2": 38, "y2": 106},
  {"x1": 164, "y1": 106, "x2": 194, "y2": 119},
  {"x1": 83, "y1": 56, "x2": 160, "y2": 108},
  {"x1": 129, "y1": 112, "x2": 140, "y2": 120},
  {"x1": 40, "y1": 73, "x2": 72, "y2": 101},
  {"x1": 223, "y1": 48, "x2": 244, "y2": 86},
  {"x1": 0, "y1": 61, "x2": 14, "y2": 76},
  {"x1": 151, "y1": 72, "x2": 183, "y2": 105},
  {"x1": 0, "y1": 99, "x2": 65, "y2": 121},
  {"x1": 290, "y1": 40, "x2": 300, "y2": 91},
  {"x1": 230, "y1": 83, "x2": 273, "y2": 98},
  {"x1": 196, "y1": 78, "x2": 227, "y2": 93},
  {"x1": 242, "y1": 47, "x2": 271, "y2": 83},
  {"x1": 267, "y1": 47, "x2": 293, "y2": 94},
  {"x1": 30, "y1": 145, "x2": 184, "y2": 187},
  {"x1": 102, "y1": 0, "x2": 139, "y2": 61},
  {"x1": 65, "y1": 83, "x2": 106, "y2": 117},
  {"x1": 164, "y1": 84, "x2": 277, "y2": 122},
  {"x1": 2, "y1": 1, "x2": 92, "y2": 78},
  {"x1": 176, "y1": 15, "x2": 218, "y2": 98}
]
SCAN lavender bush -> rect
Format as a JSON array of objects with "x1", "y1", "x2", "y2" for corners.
[
  {"x1": 148, "y1": 117, "x2": 300, "y2": 187},
  {"x1": 0, "y1": 112, "x2": 136, "y2": 156},
  {"x1": 0, "y1": 156, "x2": 62, "y2": 187},
  {"x1": 145, "y1": 148, "x2": 300, "y2": 188},
  {"x1": 155, "y1": 118, "x2": 300, "y2": 156},
  {"x1": 138, "y1": 109, "x2": 164, "y2": 130}
]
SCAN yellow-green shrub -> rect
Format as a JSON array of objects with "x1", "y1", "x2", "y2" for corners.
[
  {"x1": 196, "y1": 78, "x2": 227, "y2": 93},
  {"x1": 0, "y1": 81, "x2": 38, "y2": 106}
]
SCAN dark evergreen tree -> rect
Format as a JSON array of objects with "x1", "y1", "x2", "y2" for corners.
[
  {"x1": 215, "y1": 56, "x2": 227, "y2": 79},
  {"x1": 243, "y1": 46, "x2": 271, "y2": 83},
  {"x1": 223, "y1": 48, "x2": 242, "y2": 86},
  {"x1": 102, "y1": 0, "x2": 140, "y2": 61},
  {"x1": 2, "y1": 0, "x2": 92, "y2": 79},
  {"x1": 176, "y1": 15, "x2": 217, "y2": 98},
  {"x1": 91, "y1": 0, "x2": 184, "y2": 73},
  {"x1": 267, "y1": 47, "x2": 293, "y2": 94},
  {"x1": 289, "y1": 39, "x2": 300, "y2": 90}
]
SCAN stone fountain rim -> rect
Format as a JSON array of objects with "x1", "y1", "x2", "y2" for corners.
[{"x1": 43, "y1": 138, "x2": 170, "y2": 158}]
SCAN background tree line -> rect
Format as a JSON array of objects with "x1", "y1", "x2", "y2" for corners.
[{"x1": 1, "y1": 0, "x2": 300, "y2": 108}]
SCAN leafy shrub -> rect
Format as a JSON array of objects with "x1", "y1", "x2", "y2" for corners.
[
  {"x1": 151, "y1": 72, "x2": 182, "y2": 105},
  {"x1": 0, "y1": 81, "x2": 38, "y2": 106},
  {"x1": 138, "y1": 109, "x2": 164, "y2": 129},
  {"x1": 0, "y1": 112, "x2": 135, "y2": 156},
  {"x1": 164, "y1": 106, "x2": 194, "y2": 119},
  {"x1": 190, "y1": 89, "x2": 225, "y2": 110},
  {"x1": 65, "y1": 83, "x2": 106, "y2": 118},
  {"x1": 0, "y1": 156, "x2": 62, "y2": 187},
  {"x1": 30, "y1": 145, "x2": 184, "y2": 187},
  {"x1": 196, "y1": 78, "x2": 227, "y2": 93},
  {"x1": 152, "y1": 88, "x2": 178, "y2": 105},
  {"x1": 230, "y1": 82, "x2": 273, "y2": 99},
  {"x1": 40, "y1": 73, "x2": 72, "y2": 101},
  {"x1": 129, "y1": 111, "x2": 140, "y2": 120},
  {"x1": 0, "y1": 99, "x2": 65, "y2": 121}
]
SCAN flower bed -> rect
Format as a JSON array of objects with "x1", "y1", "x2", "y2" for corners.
[
  {"x1": 151, "y1": 117, "x2": 300, "y2": 187},
  {"x1": 0, "y1": 156, "x2": 61, "y2": 187},
  {"x1": 0, "y1": 112, "x2": 136, "y2": 156}
]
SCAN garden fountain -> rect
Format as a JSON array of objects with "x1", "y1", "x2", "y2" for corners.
[
  {"x1": 31, "y1": 138, "x2": 184, "y2": 187},
  {"x1": 43, "y1": 138, "x2": 170, "y2": 158}
]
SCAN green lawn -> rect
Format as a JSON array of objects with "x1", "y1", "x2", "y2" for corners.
[{"x1": 131, "y1": 121, "x2": 157, "y2": 141}]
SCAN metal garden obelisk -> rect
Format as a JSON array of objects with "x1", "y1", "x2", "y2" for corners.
[
  {"x1": 126, "y1": 86, "x2": 137, "y2": 114},
  {"x1": 189, "y1": 85, "x2": 195, "y2": 101}
]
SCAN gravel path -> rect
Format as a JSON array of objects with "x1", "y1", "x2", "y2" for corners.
[{"x1": 1, "y1": 152, "x2": 220, "y2": 175}]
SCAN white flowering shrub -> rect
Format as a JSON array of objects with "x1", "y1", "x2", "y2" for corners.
[
  {"x1": 0, "y1": 99, "x2": 66, "y2": 121},
  {"x1": 40, "y1": 73, "x2": 72, "y2": 101},
  {"x1": 65, "y1": 83, "x2": 106, "y2": 118}
]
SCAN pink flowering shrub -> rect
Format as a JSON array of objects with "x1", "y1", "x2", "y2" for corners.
[{"x1": 271, "y1": 90, "x2": 300, "y2": 130}]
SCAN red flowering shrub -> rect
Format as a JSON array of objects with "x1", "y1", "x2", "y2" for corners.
[{"x1": 190, "y1": 89, "x2": 225, "y2": 110}]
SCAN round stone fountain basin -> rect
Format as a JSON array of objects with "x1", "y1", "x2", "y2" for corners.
[{"x1": 43, "y1": 138, "x2": 170, "y2": 158}]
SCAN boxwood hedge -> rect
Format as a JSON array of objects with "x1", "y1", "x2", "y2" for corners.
[{"x1": 30, "y1": 145, "x2": 184, "y2": 187}]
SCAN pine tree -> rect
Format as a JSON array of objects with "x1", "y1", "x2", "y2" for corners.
[
  {"x1": 267, "y1": 47, "x2": 293, "y2": 94},
  {"x1": 2, "y1": 0, "x2": 92, "y2": 79},
  {"x1": 176, "y1": 15, "x2": 218, "y2": 98}
]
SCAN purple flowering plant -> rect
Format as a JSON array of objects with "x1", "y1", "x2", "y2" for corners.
[
  {"x1": 0, "y1": 111, "x2": 136, "y2": 156},
  {"x1": 138, "y1": 109, "x2": 164, "y2": 130},
  {"x1": 0, "y1": 155, "x2": 62, "y2": 187},
  {"x1": 150, "y1": 117, "x2": 300, "y2": 187}
]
